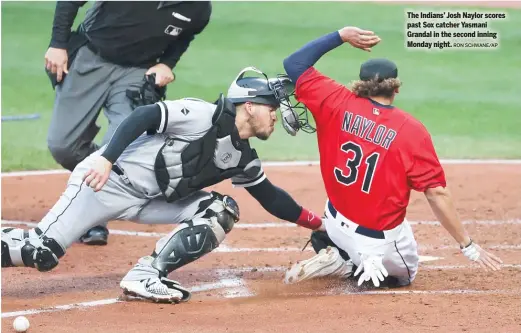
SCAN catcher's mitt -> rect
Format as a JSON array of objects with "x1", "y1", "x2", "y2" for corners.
[{"x1": 126, "y1": 73, "x2": 167, "y2": 108}]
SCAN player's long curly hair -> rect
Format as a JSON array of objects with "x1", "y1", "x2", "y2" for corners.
[{"x1": 349, "y1": 77, "x2": 402, "y2": 99}]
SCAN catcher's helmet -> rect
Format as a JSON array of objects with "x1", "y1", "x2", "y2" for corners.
[
  {"x1": 227, "y1": 67, "x2": 279, "y2": 107},
  {"x1": 227, "y1": 67, "x2": 315, "y2": 136}
]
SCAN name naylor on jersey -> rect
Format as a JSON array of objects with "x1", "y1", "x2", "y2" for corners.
[{"x1": 341, "y1": 111, "x2": 397, "y2": 150}]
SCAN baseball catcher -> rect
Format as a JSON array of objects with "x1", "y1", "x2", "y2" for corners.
[{"x1": 2, "y1": 66, "x2": 326, "y2": 303}]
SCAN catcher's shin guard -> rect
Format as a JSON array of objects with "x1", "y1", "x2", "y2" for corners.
[
  {"x1": 151, "y1": 220, "x2": 221, "y2": 276},
  {"x1": 1, "y1": 228, "x2": 65, "y2": 272},
  {"x1": 151, "y1": 192, "x2": 239, "y2": 277},
  {"x1": 120, "y1": 192, "x2": 239, "y2": 303}
]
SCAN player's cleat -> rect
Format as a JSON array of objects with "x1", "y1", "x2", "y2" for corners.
[
  {"x1": 1, "y1": 228, "x2": 20, "y2": 268},
  {"x1": 284, "y1": 246, "x2": 354, "y2": 284},
  {"x1": 120, "y1": 277, "x2": 189, "y2": 303},
  {"x1": 2, "y1": 227, "x2": 63, "y2": 271},
  {"x1": 79, "y1": 225, "x2": 109, "y2": 246},
  {"x1": 121, "y1": 256, "x2": 192, "y2": 303}
]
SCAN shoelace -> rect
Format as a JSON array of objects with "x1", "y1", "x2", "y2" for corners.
[{"x1": 301, "y1": 238, "x2": 311, "y2": 252}]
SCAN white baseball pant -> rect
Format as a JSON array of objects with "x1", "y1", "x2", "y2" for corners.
[{"x1": 323, "y1": 200, "x2": 419, "y2": 286}]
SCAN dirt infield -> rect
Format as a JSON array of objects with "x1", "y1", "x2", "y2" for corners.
[{"x1": 1, "y1": 163, "x2": 521, "y2": 333}]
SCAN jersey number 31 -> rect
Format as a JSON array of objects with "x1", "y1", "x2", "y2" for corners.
[{"x1": 334, "y1": 141, "x2": 379, "y2": 194}]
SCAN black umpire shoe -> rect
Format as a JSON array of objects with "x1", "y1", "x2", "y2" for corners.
[{"x1": 79, "y1": 226, "x2": 109, "y2": 246}]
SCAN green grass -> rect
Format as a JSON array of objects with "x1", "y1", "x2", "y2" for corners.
[{"x1": 2, "y1": 2, "x2": 520, "y2": 171}]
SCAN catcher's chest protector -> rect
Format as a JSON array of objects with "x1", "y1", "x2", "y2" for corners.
[{"x1": 154, "y1": 97, "x2": 257, "y2": 202}]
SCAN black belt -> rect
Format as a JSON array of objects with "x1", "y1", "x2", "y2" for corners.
[
  {"x1": 85, "y1": 42, "x2": 101, "y2": 56},
  {"x1": 78, "y1": 26, "x2": 138, "y2": 67},
  {"x1": 85, "y1": 42, "x2": 115, "y2": 62},
  {"x1": 112, "y1": 164, "x2": 131, "y2": 184},
  {"x1": 112, "y1": 164, "x2": 124, "y2": 176},
  {"x1": 85, "y1": 42, "x2": 152, "y2": 68},
  {"x1": 85, "y1": 42, "x2": 121, "y2": 65},
  {"x1": 327, "y1": 201, "x2": 385, "y2": 239}
]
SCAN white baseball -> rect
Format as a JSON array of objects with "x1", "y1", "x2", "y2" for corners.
[{"x1": 13, "y1": 316, "x2": 30, "y2": 332}]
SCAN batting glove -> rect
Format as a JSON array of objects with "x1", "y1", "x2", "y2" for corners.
[
  {"x1": 354, "y1": 254, "x2": 389, "y2": 287},
  {"x1": 461, "y1": 239, "x2": 480, "y2": 261},
  {"x1": 461, "y1": 239, "x2": 503, "y2": 271}
]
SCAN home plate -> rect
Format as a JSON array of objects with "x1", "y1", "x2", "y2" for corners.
[{"x1": 419, "y1": 255, "x2": 443, "y2": 262}]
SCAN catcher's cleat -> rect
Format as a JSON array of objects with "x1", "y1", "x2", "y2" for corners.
[
  {"x1": 120, "y1": 277, "x2": 191, "y2": 304},
  {"x1": 1, "y1": 228, "x2": 19, "y2": 268},
  {"x1": 1, "y1": 227, "x2": 63, "y2": 271},
  {"x1": 79, "y1": 226, "x2": 109, "y2": 246},
  {"x1": 284, "y1": 246, "x2": 354, "y2": 284}
]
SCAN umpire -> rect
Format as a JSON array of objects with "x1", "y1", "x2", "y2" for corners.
[{"x1": 44, "y1": 1, "x2": 212, "y2": 245}]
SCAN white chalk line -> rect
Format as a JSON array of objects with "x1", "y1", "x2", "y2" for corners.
[
  {"x1": 239, "y1": 220, "x2": 521, "y2": 227},
  {"x1": 1, "y1": 278, "x2": 246, "y2": 319},
  {"x1": 3, "y1": 263, "x2": 520, "y2": 319},
  {"x1": 3, "y1": 218, "x2": 521, "y2": 237},
  {"x1": 216, "y1": 244, "x2": 521, "y2": 253},
  {"x1": 420, "y1": 244, "x2": 521, "y2": 250},
  {"x1": 2, "y1": 159, "x2": 521, "y2": 177},
  {"x1": 2, "y1": 169, "x2": 71, "y2": 177},
  {"x1": 1, "y1": 298, "x2": 120, "y2": 319},
  {"x1": 215, "y1": 265, "x2": 255, "y2": 298},
  {"x1": 213, "y1": 263, "x2": 521, "y2": 275},
  {"x1": 3, "y1": 286, "x2": 517, "y2": 318},
  {"x1": 217, "y1": 245, "x2": 520, "y2": 252},
  {"x1": 2, "y1": 219, "x2": 520, "y2": 253},
  {"x1": 290, "y1": 289, "x2": 521, "y2": 297},
  {"x1": 0, "y1": 220, "x2": 297, "y2": 231}
]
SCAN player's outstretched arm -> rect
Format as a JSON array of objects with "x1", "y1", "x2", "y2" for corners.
[
  {"x1": 425, "y1": 186, "x2": 503, "y2": 271},
  {"x1": 83, "y1": 104, "x2": 162, "y2": 191},
  {"x1": 337, "y1": 26, "x2": 381, "y2": 52},
  {"x1": 281, "y1": 27, "x2": 381, "y2": 119},
  {"x1": 283, "y1": 27, "x2": 380, "y2": 83},
  {"x1": 245, "y1": 178, "x2": 325, "y2": 231}
]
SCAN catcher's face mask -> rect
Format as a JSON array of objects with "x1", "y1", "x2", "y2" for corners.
[
  {"x1": 229, "y1": 66, "x2": 315, "y2": 136},
  {"x1": 268, "y1": 74, "x2": 315, "y2": 136}
]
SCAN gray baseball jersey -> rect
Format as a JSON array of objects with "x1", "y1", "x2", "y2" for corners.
[
  {"x1": 36, "y1": 97, "x2": 265, "y2": 249},
  {"x1": 108, "y1": 97, "x2": 265, "y2": 197}
]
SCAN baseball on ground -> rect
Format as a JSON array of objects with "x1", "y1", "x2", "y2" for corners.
[{"x1": 13, "y1": 316, "x2": 30, "y2": 332}]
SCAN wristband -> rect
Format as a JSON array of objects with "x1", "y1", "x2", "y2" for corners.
[
  {"x1": 461, "y1": 239, "x2": 480, "y2": 261},
  {"x1": 460, "y1": 238, "x2": 473, "y2": 249},
  {"x1": 295, "y1": 208, "x2": 323, "y2": 230}
]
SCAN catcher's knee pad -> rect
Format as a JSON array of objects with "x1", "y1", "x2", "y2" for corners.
[
  {"x1": 195, "y1": 191, "x2": 239, "y2": 234},
  {"x1": 2, "y1": 228, "x2": 65, "y2": 272},
  {"x1": 151, "y1": 192, "x2": 239, "y2": 276},
  {"x1": 310, "y1": 230, "x2": 351, "y2": 261}
]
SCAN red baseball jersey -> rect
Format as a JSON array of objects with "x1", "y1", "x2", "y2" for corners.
[{"x1": 295, "y1": 68, "x2": 446, "y2": 230}]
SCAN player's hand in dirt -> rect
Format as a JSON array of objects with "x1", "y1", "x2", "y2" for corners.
[
  {"x1": 461, "y1": 241, "x2": 503, "y2": 271},
  {"x1": 354, "y1": 254, "x2": 388, "y2": 287},
  {"x1": 83, "y1": 156, "x2": 113, "y2": 192},
  {"x1": 338, "y1": 26, "x2": 381, "y2": 52},
  {"x1": 45, "y1": 47, "x2": 69, "y2": 82},
  {"x1": 146, "y1": 63, "x2": 175, "y2": 87}
]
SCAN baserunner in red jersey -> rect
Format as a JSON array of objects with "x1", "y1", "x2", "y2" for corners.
[{"x1": 282, "y1": 26, "x2": 503, "y2": 288}]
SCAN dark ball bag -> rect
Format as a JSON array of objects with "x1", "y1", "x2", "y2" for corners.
[{"x1": 126, "y1": 73, "x2": 167, "y2": 108}]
